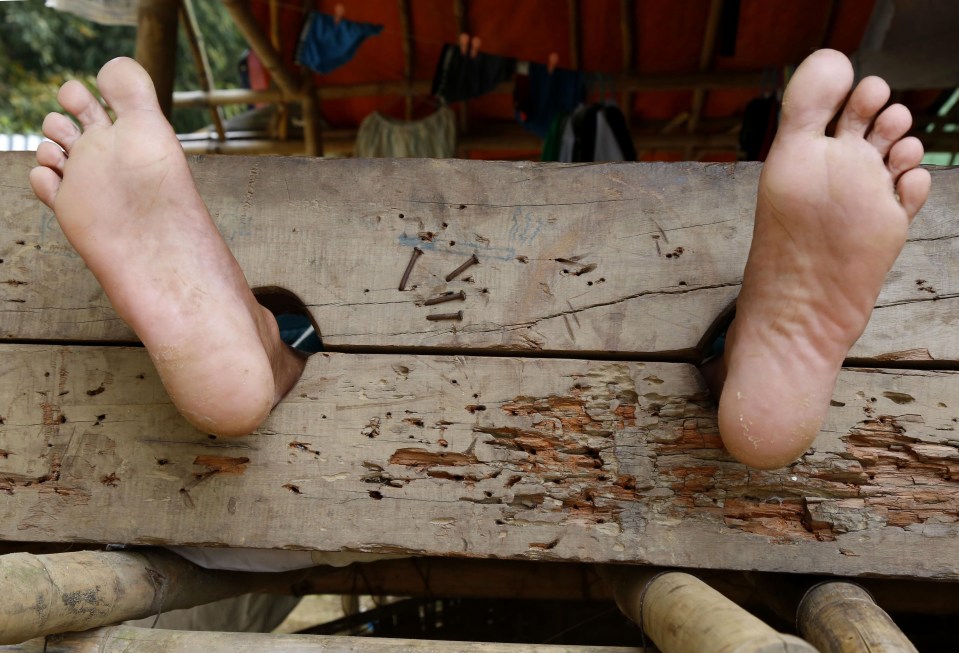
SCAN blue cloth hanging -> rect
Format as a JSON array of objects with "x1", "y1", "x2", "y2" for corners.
[{"x1": 295, "y1": 12, "x2": 383, "y2": 74}]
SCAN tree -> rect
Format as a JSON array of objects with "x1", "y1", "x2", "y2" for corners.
[{"x1": 0, "y1": 0, "x2": 247, "y2": 134}]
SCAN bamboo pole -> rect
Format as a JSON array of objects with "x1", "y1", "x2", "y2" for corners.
[
  {"x1": 398, "y1": 0, "x2": 414, "y2": 120},
  {"x1": 179, "y1": 0, "x2": 225, "y2": 140},
  {"x1": 6, "y1": 626, "x2": 648, "y2": 653},
  {"x1": 172, "y1": 71, "x2": 772, "y2": 108},
  {"x1": 0, "y1": 549, "x2": 304, "y2": 645},
  {"x1": 619, "y1": 0, "x2": 634, "y2": 127},
  {"x1": 686, "y1": 0, "x2": 724, "y2": 159},
  {"x1": 797, "y1": 582, "x2": 919, "y2": 653},
  {"x1": 605, "y1": 569, "x2": 816, "y2": 653},
  {"x1": 134, "y1": 0, "x2": 179, "y2": 119},
  {"x1": 219, "y1": 0, "x2": 299, "y2": 96}
]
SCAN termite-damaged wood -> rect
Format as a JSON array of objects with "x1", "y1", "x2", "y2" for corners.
[
  {"x1": 2, "y1": 345, "x2": 959, "y2": 579},
  {"x1": 1, "y1": 153, "x2": 958, "y2": 361}
]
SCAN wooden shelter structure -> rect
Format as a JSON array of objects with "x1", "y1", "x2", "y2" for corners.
[{"x1": 3, "y1": 0, "x2": 959, "y2": 651}]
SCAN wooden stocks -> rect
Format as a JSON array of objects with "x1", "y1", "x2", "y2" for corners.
[
  {"x1": 798, "y1": 581, "x2": 918, "y2": 653},
  {"x1": 604, "y1": 568, "x2": 816, "y2": 653}
]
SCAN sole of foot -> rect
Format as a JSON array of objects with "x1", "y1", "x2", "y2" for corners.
[
  {"x1": 29, "y1": 57, "x2": 305, "y2": 437},
  {"x1": 718, "y1": 49, "x2": 931, "y2": 469}
]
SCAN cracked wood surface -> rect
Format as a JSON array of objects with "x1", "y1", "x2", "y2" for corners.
[
  {"x1": 1, "y1": 153, "x2": 958, "y2": 360},
  {"x1": 2, "y1": 345, "x2": 958, "y2": 579}
]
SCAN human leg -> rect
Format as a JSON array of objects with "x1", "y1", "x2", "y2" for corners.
[
  {"x1": 718, "y1": 49, "x2": 930, "y2": 469},
  {"x1": 30, "y1": 57, "x2": 305, "y2": 437}
]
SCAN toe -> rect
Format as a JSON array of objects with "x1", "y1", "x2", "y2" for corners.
[
  {"x1": 96, "y1": 57, "x2": 162, "y2": 115},
  {"x1": 888, "y1": 136, "x2": 924, "y2": 179},
  {"x1": 779, "y1": 49, "x2": 854, "y2": 136},
  {"x1": 35, "y1": 141, "x2": 67, "y2": 176},
  {"x1": 866, "y1": 104, "x2": 912, "y2": 156},
  {"x1": 896, "y1": 167, "x2": 931, "y2": 221},
  {"x1": 29, "y1": 166, "x2": 62, "y2": 210},
  {"x1": 41, "y1": 112, "x2": 82, "y2": 152},
  {"x1": 57, "y1": 80, "x2": 111, "y2": 131},
  {"x1": 835, "y1": 76, "x2": 890, "y2": 139}
]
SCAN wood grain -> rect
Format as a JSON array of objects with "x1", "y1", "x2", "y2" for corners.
[
  {"x1": 2, "y1": 345, "x2": 958, "y2": 579},
  {"x1": 2, "y1": 153, "x2": 958, "y2": 361}
]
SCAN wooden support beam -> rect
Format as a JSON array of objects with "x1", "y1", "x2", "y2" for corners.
[
  {"x1": 619, "y1": 0, "x2": 635, "y2": 127},
  {"x1": 567, "y1": 0, "x2": 581, "y2": 70},
  {"x1": 0, "y1": 549, "x2": 302, "y2": 645},
  {"x1": 134, "y1": 0, "x2": 179, "y2": 119},
  {"x1": 8, "y1": 626, "x2": 648, "y2": 653},
  {"x1": 220, "y1": 0, "x2": 299, "y2": 96},
  {"x1": 398, "y1": 0, "x2": 414, "y2": 120},
  {"x1": 797, "y1": 582, "x2": 919, "y2": 653},
  {"x1": 179, "y1": 0, "x2": 225, "y2": 141},
  {"x1": 606, "y1": 570, "x2": 815, "y2": 653},
  {"x1": 269, "y1": 0, "x2": 289, "y2": 141},
  {"x1": 686, "y1": 0, "x2": 724, "y2": 159},
  {"x1": 453, "y1": 0, "x2": 469, "y2": 135},
  {"x1": 172, "y1": 70, "x2": 772, "y2": 109}
]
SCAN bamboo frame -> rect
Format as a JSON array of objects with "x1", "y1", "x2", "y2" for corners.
[
  {"x1": 180, "y1": 0, "x2": 225, "y2": 141},
  {"x1": 604, "y1": 569, "x2": 816, "y2": 653},
  {"x1": 219, "y1": 0, "x2": 299, "y2": 96},
  {"x1": 10, "y1": 626, "x2": 647, "y2": 653},
  {"x1": 797, "y1": 582, "x2": 919, "y2": 653},
  {"x1": 686, "y1": 0, "x2": 724, "y2": 159}
]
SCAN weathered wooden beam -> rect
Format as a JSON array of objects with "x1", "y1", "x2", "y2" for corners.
[
  {"x1": 0, "y1": 549, "x2": 301, "y2": 645},
  {"x1": 607, "y1": 570, "x2": 815, "y2": 652},
  {"x1": 134, "y1": 0, "x2": 179, "y2": 119},
  {"x1": 179, "y1": 0, "x2": 225, "y2": 140},
  {"x1": 2, "y1": 154, "x2": 957, "y2": 361},
  {"x1": 797, "y1": 582, "x2": 918, "y2": 653},
  {"x1": 2, "y1": 347, "x2": 959, "y2": 579},
  {"x1": 219, "y1": 0, "x2": 298, "y2": 96},
  {"x1": 5, "y1": 627, "x2": 647, "y2": 653}
]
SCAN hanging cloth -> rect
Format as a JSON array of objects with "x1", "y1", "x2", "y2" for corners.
[
  {"x1": 431, "y1": 44, "x2": 517, "y2": 104},
  {"x1": 295, "y1": 12, "x2": 383, "y2": 74},
  {"x1": 599, "y1": 104, "x2": 636, "y2": 161},
  {"x1": 354, "y1": 107, "x2": 457, "y2": 158},
  {"x1": 515, "y1": 62, "x2": 586, "y2": 138}
]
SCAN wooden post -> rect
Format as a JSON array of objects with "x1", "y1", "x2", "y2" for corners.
[
  {"x1": 135, "y1": 0, "x2": 179, "y2": 119},
  {"x1": 797, "y1": 581, "x2": 919, "y2": 653},
  {"x1": 0, "y1": 549, "x2": 304, "y2": 645},
  {"x1": 220, "y1": 0, "x2": 299, "y2": 96},
  {"x1": 604, "y1": 569, "x2": 816, "y2": 653},
  {"x1": 7, "y1": 626, "x2": 648, "y2": 653}
]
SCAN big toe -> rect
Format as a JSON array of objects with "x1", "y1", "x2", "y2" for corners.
[
  {"x1": 779, "y1": 49, "x2": 854, "y2": 136},
  {"x1": 96, "y1": 57, "x2": 162, "y2": 115}
]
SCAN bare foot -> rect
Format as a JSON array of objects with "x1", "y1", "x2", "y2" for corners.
[
  {"x1": 29, "y1": 58, "x2": 305, "y2": 437},
  {"x1": 719, "y1": 49, "x2": 931, "y2": 469}
]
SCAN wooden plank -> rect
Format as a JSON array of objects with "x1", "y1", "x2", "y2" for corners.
[
  {"x1": 2, "y1": 155, "x2": 958, "y2": 360},
  {"x1": 2, "y1": 345, "x2": 959, "y2": 579}
]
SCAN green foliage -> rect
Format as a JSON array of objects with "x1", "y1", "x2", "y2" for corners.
[{"x1": 0, "y1": 0, "x2": 247, "y2": 134}]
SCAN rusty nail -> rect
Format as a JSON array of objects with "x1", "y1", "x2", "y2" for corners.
[
  {"x1": 399, "y1": 247, "x2": 423, "y2": 291},
  {"x1": 424, "y1": 290, "x2": 466, "y2": 306},
  {"x1": 445, "y1": 253, "x2": 479, "y2": 282},
  {"x1": 427, "y1": 310, "x2": 464, "y2": 322}
]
